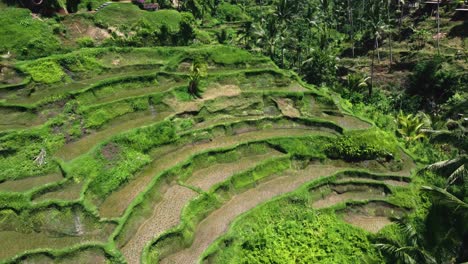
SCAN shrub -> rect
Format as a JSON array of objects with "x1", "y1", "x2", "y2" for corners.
[
  {"x1": 210, "y1": 200, "x2": 382, "y2": 263},
  {"x1": 326, "y1": 129, "x2": 397, "y2": 161},
  {"x1": 76, "y1": 37, "x2": 95, "y2": 48},
  {"x1": 216, "y1": 3, "x2": 248, "y2": 22},
  {"x1": 408, "y1": 57, "x2": 462, "y2": 111},
  {"x1": 301, "y1": 49, "x2": 337, "y2": 86},
  {"x1": 25, "y1": 60, "x2": 66, "y2": 84}
]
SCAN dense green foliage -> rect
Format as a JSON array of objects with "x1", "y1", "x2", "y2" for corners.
[
  {"x1": 207, "y1": 199, "x2": 382, "y2": 263},
  {"x1": 326, "y1": 129, "x2": 397, "y2": 161}
]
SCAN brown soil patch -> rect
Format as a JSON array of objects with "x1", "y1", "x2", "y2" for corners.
[
  {"x1": 160, "y1": 165, "x2": 344, "y2": 264},
  {"x1": 101, "y1": 142, "x2": 121, "y2": 161},
  {"x1": 312, "y1": 189, "x2": 387, "y2": 209},
  {"x1": 274, "y1": 98, "x2": 301, "y2": 118},
  {"x1": 342, "y1": 215, "x2": 392, "y2": 233},
  {"x1": 201, "y1": 85, "x2": 242, "y2": 101},
  {"x1": 120, "y1": 185, "x2": 197, "y2": 264},
  {"x1": 62, "y1": 18, "x2": 110, "y2": 44},
  {"x1": 321, "y1": 114, "x2": 371, "y2": 130},
  {"x1": 337, "y1": 177, "x2": 409, "y2": 187},
  {"x1": 56, "y1": 111, "x2": 171, "y2": 161}
]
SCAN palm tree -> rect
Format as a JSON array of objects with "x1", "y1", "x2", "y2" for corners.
[
  {"x1": 375, "y1": 217, "x2": 437, "y2": 264},
  {"x1": 252, "y1": 17, "x2": 281, "y2": 59},
  {"x1": 368, "y1": 0, "x2": 387, "y2": 95}
]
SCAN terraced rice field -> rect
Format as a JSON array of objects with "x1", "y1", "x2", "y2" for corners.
[{"x1": 0, "y1": 46, "x2": 416, "y2": 263}]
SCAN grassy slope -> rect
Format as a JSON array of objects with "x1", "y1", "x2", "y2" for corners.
[
  {"x1": 94, "y1": 4, "x2": 182, "y2": 32},
  {"x1": 0, "y1": 8, "x2": 61, "y2": 58}
]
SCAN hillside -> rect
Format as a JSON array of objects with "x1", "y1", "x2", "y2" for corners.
[{"x1": 0, "y1": 0, "x2": 467, "y2": 264}]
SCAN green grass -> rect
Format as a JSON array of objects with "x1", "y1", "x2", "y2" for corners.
[
  {"x1": 0, "y1": 8, "x2": 62, "y2": 59},
  {"x1": 94, "y1": 4, "x2": 182, "y2": 32}
]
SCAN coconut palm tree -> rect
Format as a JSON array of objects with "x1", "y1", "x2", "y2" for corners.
[{"x1": 375, "y1": 217, "x2": 437, "y2": 264}]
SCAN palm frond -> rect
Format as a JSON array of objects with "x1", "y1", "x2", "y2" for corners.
[
  {"x1": 426, "y1": 157, "x2": 464, "y2": 171},
  {"x1": 447, "y1": 164, "x2": 467, "y2": 185},
  {"x1": 421, "y1": 186, "x2": 468, "y2": 212}
]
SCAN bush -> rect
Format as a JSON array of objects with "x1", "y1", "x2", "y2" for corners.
[
  {"x1": 216, "y1": 3, "x2": 248, "y2": 22},
  {"x1": 408, "y1": 57, "x2": 463, "y2": 111},
  {"x1": 301, "y1": 49, "x2": 337, "y2": 86},
  {"x1": 326, "y1": 129, "x2": 397, "y2": 161},
  {"x1": 76, "y1": 37, "x2": 95, "y2": 48},
  {"x1": 24, "y1": 60, "x2": 66, "y2": 84}
]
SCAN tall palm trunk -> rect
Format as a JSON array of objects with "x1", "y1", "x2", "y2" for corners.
[
  {"x1": 387, "y1": 0, "x2": 393, "y2": 69},
  {"x1": 370, "y1": 44, "x2": 376, "y2": 97},
  {"x1": 436, "y1": 0, "x2": 441, "y2": 55},
  {"x1": 348, "y1": 0, "x2": 355, "y2": 57},
  {"x1": 376, "y1": 37, "x2": 381, "y2": 62}
]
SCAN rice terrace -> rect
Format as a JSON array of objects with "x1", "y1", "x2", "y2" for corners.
[{"x1": 0, "y1": 0, "x2": 466, "y2": 263}]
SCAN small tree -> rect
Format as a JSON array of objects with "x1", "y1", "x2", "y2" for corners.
[
  {"x1": 395, "y1": 111, "x2": 426, "y2": 146},
  {"x1": 188, "y1": 61, "x2": 207, "y2": 99}
]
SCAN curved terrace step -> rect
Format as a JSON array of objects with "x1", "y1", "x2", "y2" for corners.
[
  {"x1": 157, "y1": 169, "x2": 411, "y2": 264},
  {"x1": 98, "y1": 128, "x2": 335, "y2": 218},
  {"x1": 157, "y1": 165, "x2": 347, "y2": 264}
]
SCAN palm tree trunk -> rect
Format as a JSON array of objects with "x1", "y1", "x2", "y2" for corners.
[
  {"x1": 348, "y1": 0, "x2": 355, "y2": 57},
  {"x1": 376, "y1": 37, "x2": 381, "y2": 62},
  {"x1": 387, "y1": 0, "x2": 393, "y2": 70},
  {"x1": 436, "y1": 0, "x2": 441, "y2": 55},
  {"x1": 370, "y1": 46, "x2": 375, "y2": 97}
]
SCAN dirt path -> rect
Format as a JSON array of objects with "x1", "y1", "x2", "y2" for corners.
[
  {"x1": 99, "y1": 128, "x2": 334, "y2": 218},
  {"x1": 120, "y1": 185, "x2": 197, "y2": 264},
  {"x1": 185, "y1": 151, "x2": 283, "y2": 191},
  {"x1": 160, "y1": 165, "x2": 343, "y2": 264}
]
